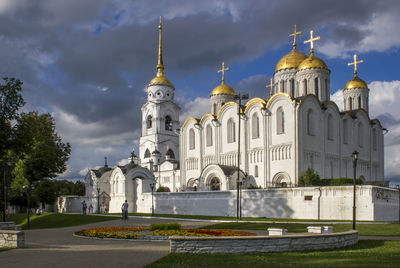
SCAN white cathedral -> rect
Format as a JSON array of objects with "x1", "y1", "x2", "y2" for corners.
[{"x1": 83, "y1": 20, "x2": 385, "y2": 214}]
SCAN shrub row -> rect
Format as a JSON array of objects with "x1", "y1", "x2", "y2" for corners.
[{"x1": 150, "y1": 223, "x2": 181, "y2": 231}]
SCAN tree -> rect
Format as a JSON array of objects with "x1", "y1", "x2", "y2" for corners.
[
  {"x1": 298, "y1": 167, "x2": 321, "y2": 186},
  {"x1": 14, "y1": 111, "x2": 71, "y2": 228},
  {"x1": 0, "y1": 78, "x2": 25, "y2": 221}
]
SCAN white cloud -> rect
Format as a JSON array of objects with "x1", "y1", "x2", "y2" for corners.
[{"x1": 179, "y1": 97, "x2": 210, "y2": 123}]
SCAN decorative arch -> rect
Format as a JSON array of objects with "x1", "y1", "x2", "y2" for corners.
[
  {"x1": 272, "y1": 172, "x2": 291, "y2": 188},
  {"x1": 166, "y1": 148, "x2": 175, "y2": 159}
]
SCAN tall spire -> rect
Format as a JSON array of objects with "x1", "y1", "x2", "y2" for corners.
[{"x1": 156, "y1": 16, "x2": 165, "y2": 78}]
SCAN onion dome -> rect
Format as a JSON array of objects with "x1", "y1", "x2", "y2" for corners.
[
  {"x1": 147, "y1": 17, "x2": 173, "y2": 87},
  {"x1": 298, "y1": 53, "x2": 328, "y2": 71},
  {"x1": 275, "y1": 48, "x2": 307, "y2": 73},
  {"x1": 344, "y1": 75, "x2": 368, "y2": 90},
  {"x1": 344, "y1": 54, "x2": 367, "y2": 90},
  {"x1": 211, "y1": 81, "x2": 235, "y2": 96}
]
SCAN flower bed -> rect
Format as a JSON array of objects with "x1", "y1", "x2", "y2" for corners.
[{"x1": 74, "y1": 227, "x2": 255, "y2": 240}]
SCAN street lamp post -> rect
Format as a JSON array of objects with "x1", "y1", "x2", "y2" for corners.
[
  {"x1": 234, "y1": 92, "x2": 248, "y2": 220},
  {"x1": 96, "y1": 188, "x2": 100, "y2": 214},
  {"x1": 352, "y1": 150, "x2": 359, "y2": 230},
  {"x1": 150, "y1": 183, "x2": 155, "y2": 216}
]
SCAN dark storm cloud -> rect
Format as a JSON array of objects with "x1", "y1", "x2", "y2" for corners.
[{"x1": 1, "y1": 0, "x2": 399, "y2": 178}]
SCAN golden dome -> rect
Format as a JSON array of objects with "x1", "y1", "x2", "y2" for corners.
[
  {"x1": 148, "y1": 75, "x2": 173, "y2": 87},
  {"x1": 275, "y1": 48, "x2": 307, "y2": 73},
  {"x1": 298, "y1": 54, "x2": 328, "y2": 71},
  {"x1": 211, "y1": 81, "x2": 235, "y2": 96},
  {"x1": 344, "y1": 75, "x2": 368, "y2": 90}
]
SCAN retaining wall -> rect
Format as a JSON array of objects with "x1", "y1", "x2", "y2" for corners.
[
  {"x1": 170, "y1": 231, "x2": 358, "y2": 253},
  {"x1": 0, "y1": 230, "x2": 24, "y2": 248}
]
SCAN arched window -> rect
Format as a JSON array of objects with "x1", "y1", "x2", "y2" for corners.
[
  {"x1": 255, "y1": 165, "x2": 259, "y2": 178},
  {"x1": 206, "y1": 124, "x2": 213, "y2": 147},
  {"x1": 252, "y1": 113, "x2": 260, "y2": 139},
  {"x1": 303, "y1": 79, "x2": 308, "y2": 95},
  {"x1": 343, "y1": 119, "x2": 348, "y2": 144},
  {"x1": 291, "y1": 79, "x2": 295, "y2": 96},
  {"x1": 349, "y1": 97, "x2": 353, "y2": 110},
  {"x1": 327, "y1": 114, "x2": 334, "y2": 140},
  {"x1": 146, "y1": 115, "x2": 152, "y2": 129},
  {"x1": 372, "y1": 128, "x2": 377, "y2": 151},
  {"x1": 165, "y1": 116, "x2": 172, "y2": 131},
  {"x1": 189, "y1": 129, "x2": 195, "y2": 150},
  {"x1": 277, "y1": 107, "x2": 284, "y2": 134},
  {"x1": 166, "y1": 148, "x2": 175, "y2": 159},
  {"x1": 307, "y1": 109, "x2": 314, "y2": 135},
  {"x1": 344, "y1": 99, "x2": 347, "y2": 110},
  {"x1": 144, "y1": 149, "x2": 151, "y2": 158},
  {"x1": 315, "y1": 78, "x2": 319, "y2": 98},
  {"x1": 358, "y1": 96, "x2": 361, "y2": 109},
  {"x1": 227, "y1": 118, "x2": 236, "y2": 143},
  {"x1": 358, "y1": 122, "x2": 363, "y2": 147}
]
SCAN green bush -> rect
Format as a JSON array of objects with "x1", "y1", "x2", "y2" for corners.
[
  {"x1": 247, "y1": 184, "x2": 262, "y2": 189},
  {"x1": 156, "y1": 186, "x2": 171, "y2": 192},
  {"x1": 150, "y1": 223, "x2": 181, "y2": 231},
  {"x1": 298, "y1": 168, "x2": 364, "y2": 186},
  {"x1": 298, "y1": 168, "x2": 320, "y2": 186}
]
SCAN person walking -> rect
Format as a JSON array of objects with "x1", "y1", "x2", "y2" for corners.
[
  {"x1": 121, "y1": 200, "x2": 129, "y2": 220},
  {"x1": 82, "y1": 200, "x2": 87, "y2": 215}
]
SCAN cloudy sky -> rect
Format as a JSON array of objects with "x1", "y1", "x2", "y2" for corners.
[{"x1": 2, "y1": 0, "x2": 400, "y2": 184}]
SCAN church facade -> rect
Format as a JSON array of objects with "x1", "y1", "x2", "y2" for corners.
[{"x1": 81, "y1": 19, "x2": 387, "y2": 216}]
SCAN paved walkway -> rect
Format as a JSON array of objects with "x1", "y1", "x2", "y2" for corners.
[{"x1": 1, "y1": 217, "x2": 211, "y2": 268}]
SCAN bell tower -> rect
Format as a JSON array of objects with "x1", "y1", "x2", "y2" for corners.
[{"x1": 139, "y1": 17, "x2": 180, "y2": 166}]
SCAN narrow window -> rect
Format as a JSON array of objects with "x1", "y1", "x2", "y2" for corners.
[
  {"x1": 349, "y1": 97, "x2": 353, "y2": 110},
  {"x1": 277, "y1": 107, "x2": 285, "y2": 134},
  {"x1": 189, "y1": 129, "x2": 195, "y2": 150},
  {"x1": 325, "y1": 79, "x2": 329, "y2": 99},
  {"x1": 303, "y1": 79, "x2": 308, "y2": 95},
  {"x1": 358, "y1": 96, "x2": 362, "y2": 109},
  {"x1": 315, "y1": 78, "x2": 319, "y2": 98},
  {"x1": 165, "y1": 116, "x2": 172, "y2": 131},
  {"x1": 252, "y1": 114, "x2": 260, "y2": 139},
  {"x1": 227, "y1": 118, "x2": 236, "y2": 143},
  {"x1": 206, "y1": 124, "x2": 213, "y2": 147},
  {"x1": 280, "y1": 80, "x2": 284, "y2": 92},
  {"x1": 255, "y1": 165, "x2": 259, "y2": 177},
  {"x1": 146, "y1": 115, "x2": 152, "y2": 129},
  {"x1": 166, "y1": 149, "x2": 175, "y2": 159}
]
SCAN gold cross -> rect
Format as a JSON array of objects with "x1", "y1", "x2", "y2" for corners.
[
  {"x1": 218, "y1": 62, "x2": 229, "y2": 83},
  {"x1": 348, "y1": 54, "x2": 363, "y2": 75},
  {"x1": 289, "y1": 24, "x2": 301, "y2": 47},
  {"x1": 266, "y1": 78, "x2": 275, "y2": 95},
  {"x1": 304, "y1": 30, "x2": 320, "y2": 53}
]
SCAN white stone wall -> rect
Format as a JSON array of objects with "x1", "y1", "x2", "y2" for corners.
[{"x1": 136, "y1": 186, "x2": 399, "y2": 221}]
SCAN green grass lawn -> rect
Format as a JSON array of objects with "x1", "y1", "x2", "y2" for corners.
[
  {"x1": 201, "y1": 222, "x2": 400, "y2": 236},
  {"x1": 7, "y1": 213, "x2": 120, "y2": 229},
  {"x1": 146, "y1": 240, "x2": 400, "y2": 268}
]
